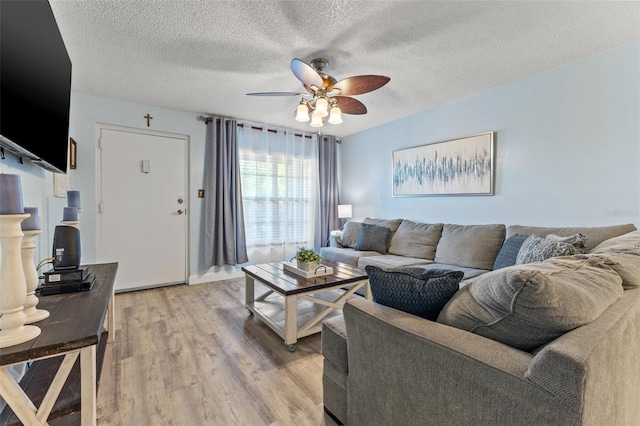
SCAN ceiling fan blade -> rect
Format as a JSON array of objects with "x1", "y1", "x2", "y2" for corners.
[
  {"x1": 246, "y1": 92, "x2": 305, "y2": 96},
  {"x1": 334, "y1": 96, "x2": 367, "y2": 115},
  {"x1": 291, "y1": 58, "x2": 323, "y2": 89},
  {"x1": 329, "y1": 75, "x2": 390, "y2": 95}
]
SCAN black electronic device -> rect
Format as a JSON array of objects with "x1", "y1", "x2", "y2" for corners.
[
  {"x1": 44, "y1": 265, "x2": 89, "y2": 284},
  {"x1": 38, "y1": 273, "x2": 96, "y2": 296},
  {"x1": 52, "y1": 225, "x2": 81, "y2": 270},
  {"x1": 0, "y1": 0, "x2": 72, "y2": 173}
]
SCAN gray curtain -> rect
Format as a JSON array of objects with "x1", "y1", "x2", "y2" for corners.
[
  {"x1": 204, "y1": 117, "x2": 249, "y2": 267},
  {"x1": 318, "y1": 136, "x2": 340, "y2": 247}
]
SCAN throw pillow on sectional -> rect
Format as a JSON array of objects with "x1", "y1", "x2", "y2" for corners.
[
  {"x1": 338, "y1": 221, "x2": 362, "y2": 248},
  {"x1": 493, "y1": 234, "x2": 527, "y2": 270},
  {"x1": 354, "y1": 223, "x2": 392, "y2": 254},
  {"x1": 437, "y1": 258, "x2": 623, "y2": 351},
  {"x1": 515, "y1": 235, "x2": 576, "y2": 265},
  {"x1": 365, "y1": 265, "x2": 464, "y2": 320},
  {"x1": 546, "y1": 233, "x2": 588, "y2": 253}
]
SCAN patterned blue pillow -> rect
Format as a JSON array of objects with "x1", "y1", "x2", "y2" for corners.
[
  {"x1": 493, "y1": 234, "x2": 527, "y2": 270},
  {"x1": 354, "y1": 223, "x2": 391, "y2": 254},
  {"x1": 365, "y1": 266, "x2": 464, "y2": 320}
]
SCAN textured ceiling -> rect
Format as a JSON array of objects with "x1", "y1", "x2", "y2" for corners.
[{"x1": 48, "y1": 1, "x2": 640, "y2": 138}]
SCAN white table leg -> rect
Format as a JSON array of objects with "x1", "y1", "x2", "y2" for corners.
[
  {"x1": 80, "y1": 345, "x2": 97, "y2": 426},
  {"x1": 284, "y1": 295, "x2": 298, "y2": 351},
  {"x1": 0, "y1": 366, "x2": 41, "y2": 425},
  {"x1": 107, "y1": 288, "x2": 115, "y2": 343}
]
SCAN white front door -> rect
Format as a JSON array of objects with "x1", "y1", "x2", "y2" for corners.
[{"x1": 97, "y1": 126, "x2": 187, "y2": 292}]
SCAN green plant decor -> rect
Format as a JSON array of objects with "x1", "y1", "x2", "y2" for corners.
[{"x1": 292, "y1": 247, "x2": 322, "y2": 271}]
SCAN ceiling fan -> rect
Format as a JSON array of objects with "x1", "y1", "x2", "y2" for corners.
[{"x1": 246, "y1": 58, "x2": 390, "y2": 128}]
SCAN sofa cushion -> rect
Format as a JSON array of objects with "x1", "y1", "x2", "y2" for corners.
[
  {"x1": 388, "y1": 220, "x2": 443, "y2": 260},
  {"x1": 590, "y1": 230, "x2": 640, "y2": 254},
  {"x1": 365, "y1": 266, "x2": 464, "y2": 320},
  {"x1": 354, "y1": 224, "x2": 392, "y2": 254},
  {"x1": 321, "y1": 316, "x2": 348, "y2": 373},
  {"x1": 506, "y1": 224, "x2": 637, "y2": 252},
  {"x1": 515, "y1": 235, "x2": 576, "y2": 265},
  {"x1": 363, "y1": 217, "x2": 403, "y2": 233},
  {"x1": 493, "y1": 234, "x2": 527, "y2": 270},
  {"x1": 358, "y1": 255, "x2": 434, "y2": 270},
  {"x1": 413, "y1": 263, "x2": 489, "y2": 282},
  {"x1": 319, "y1": 247, "x2": 380, "y2": 267},
  {"x1": 437, "y1": 257, "x2": 624, "y2": 351},
  {"x1": 434, "y1": 224, "x2": 506, "y2": 270},
  {"x1": 338, "y1": 221, "x2": 362, "y2": 248},
  {"x1": 573, "y1": 252, "x2": 640, "y2": 289}
]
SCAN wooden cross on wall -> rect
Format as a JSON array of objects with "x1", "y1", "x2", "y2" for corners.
[{"x1": 144, "y1": 114, "x2": 153, "y2": 127}]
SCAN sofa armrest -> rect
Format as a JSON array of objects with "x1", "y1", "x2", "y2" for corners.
[
  {"x1": 343, "y1": 298, "x2": 579, "y2": 426},
  {"x1": 329, "y1": 230, "x2": 344, "y2": 248}
]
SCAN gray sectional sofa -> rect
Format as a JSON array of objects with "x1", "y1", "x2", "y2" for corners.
[{"x1": 320, "y1": 220, "x2": 640, "y2": 425}]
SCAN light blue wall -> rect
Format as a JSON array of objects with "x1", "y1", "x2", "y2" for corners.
[{"x1": 339, "y1": 41, "x2": 640, "y2": 229}]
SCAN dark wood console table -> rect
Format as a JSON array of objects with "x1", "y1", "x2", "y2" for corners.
[{"x1": 0, "y1": 262, "x2": 118, "y2": 425}]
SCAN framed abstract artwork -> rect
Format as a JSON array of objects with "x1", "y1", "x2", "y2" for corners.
[{"x1": 392, "y1": 132, "x2": 495, "y2": 196}]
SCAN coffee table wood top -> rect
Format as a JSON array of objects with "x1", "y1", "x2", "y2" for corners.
[{"x1": 241, "y1": 260, "x2": 367, "y2": 296}]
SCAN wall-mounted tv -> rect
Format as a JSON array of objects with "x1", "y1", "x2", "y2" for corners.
[{"x1": 0, "y1": 0, "x2": 72, "y2": 174}]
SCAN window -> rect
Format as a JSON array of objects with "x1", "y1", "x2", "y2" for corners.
[{"x1": 238, "y1": 126, "x2": 319, "y2": 263}]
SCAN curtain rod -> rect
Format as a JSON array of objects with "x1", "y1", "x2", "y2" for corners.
[{"x1": 198, "y1": 115, "x2": 319, "y2": 140}]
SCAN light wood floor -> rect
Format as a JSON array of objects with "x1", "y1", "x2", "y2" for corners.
[{"x1": 96, "y1": 278, "x2": 339, "y2": 426}]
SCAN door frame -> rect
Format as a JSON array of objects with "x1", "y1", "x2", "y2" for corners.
[{"x1": 94, "y1": 123, "x2": 190, "y2": 288}]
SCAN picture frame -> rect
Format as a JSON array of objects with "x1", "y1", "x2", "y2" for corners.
[
  {"x1": 392, "y1": 131, "x2": 495, "y2": 196},
  {"x1": 69, "y1": 137, "x2": 77, "y2": 169}
]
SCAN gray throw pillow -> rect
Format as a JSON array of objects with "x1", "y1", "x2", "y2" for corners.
[
  {"x1": 546, "y1": 233, "x2": 588, "y2": 253},
  {"x1": 437, "y1": 258, "x2": 623, "y2": 351},
  {"x1": 493, "y1": 234, "x2": 527, "y2": 270},
  {"x1": 366, "y1": 266, "x2": 463, "y2": 320},
  {"x1": 338, "y1": 221, "x2": 361, "y2": 248},
  {"x1": 516, "y1": 235, "x2": 576, "y2": 265},
  {"x1": 354, "y1": 224, "x2": 391, "y2": 254}
]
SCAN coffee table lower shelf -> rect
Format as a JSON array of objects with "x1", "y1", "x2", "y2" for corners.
[{"x1": 244, "y1": 267, "x2": 370, "y2": 352}]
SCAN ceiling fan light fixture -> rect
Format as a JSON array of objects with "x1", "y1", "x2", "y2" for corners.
[
  {"x1": 315, "y1": 97, "x2": 329, "y2": 117},
  {"x1": 328, "y1": 105, "x2": 343, "y2": 124},
  {"x1": 295, "y1": 102, "x2": 310, "y2": 122},
  {"x1": 310, "y1": 110, "x2": 324, "y2": 127}
]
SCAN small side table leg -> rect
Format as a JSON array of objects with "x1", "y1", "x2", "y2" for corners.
[{"x1": 80, "y1": 345, "x2": 97, "y2": 426}]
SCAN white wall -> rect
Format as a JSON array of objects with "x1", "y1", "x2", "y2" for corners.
[
  {"x1": 339, "y1": 41, "x2": 640, "y2": 230},
  {"x1": 1, "y1": 93, "x2": 241, "y2": 284},
  {"x1": 68, "y1": 93, "x2": 241, "y2": 283}
]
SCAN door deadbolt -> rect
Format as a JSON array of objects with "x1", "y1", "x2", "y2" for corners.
[{"x1": 177, "y1": 198, "x2": 184, "y2": 204}]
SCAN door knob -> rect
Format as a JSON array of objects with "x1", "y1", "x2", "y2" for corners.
[{"x1": 174, "y1": 209, "x2": 184, "y2": 215}]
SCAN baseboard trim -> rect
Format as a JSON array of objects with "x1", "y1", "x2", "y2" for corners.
[{"x1": 188, "y1": 268, "x2": 244, "y2": 285}]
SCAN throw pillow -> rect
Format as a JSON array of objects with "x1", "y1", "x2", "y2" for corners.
[
  {"x1": 515, "y1": 235, "x2": 576, "y2": 265},
  {"x1": 546, "y1": 233, "x2": 588, "y2": 253},
  {"x1": 365, "y1": 265, "x2": 464, "y2": 320},
  {"x1": 437, "y1": 258, "x2": 623, "y2": 351},
  {"x1": 354, "y1": 224, "x2": 391, "y2": 254},
  {"x1": 590, "y1": 230, "x2": 640, "y2": 254},
  {"x1": 493, "y1": 234, "x2": 527, "y2": 270},
  {"x1": 338, "y1": 221, "x2": 362, "y2": 248}
]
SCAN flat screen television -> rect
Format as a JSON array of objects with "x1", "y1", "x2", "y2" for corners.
[{"x1": 0, "y1": 0, "x2": 72, "y2": 174}]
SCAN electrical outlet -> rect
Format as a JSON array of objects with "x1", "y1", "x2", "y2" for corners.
[{"x1": 198, "y1": 189, "x2": 205, "y2": 198}]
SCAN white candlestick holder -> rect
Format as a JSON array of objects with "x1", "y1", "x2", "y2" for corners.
[
  {"x1": 0, "y1": 214, "x2": 41, "y2": 348},
  {"x1": 22, "y1": 229, "x2": 49, "y2": 323}
]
